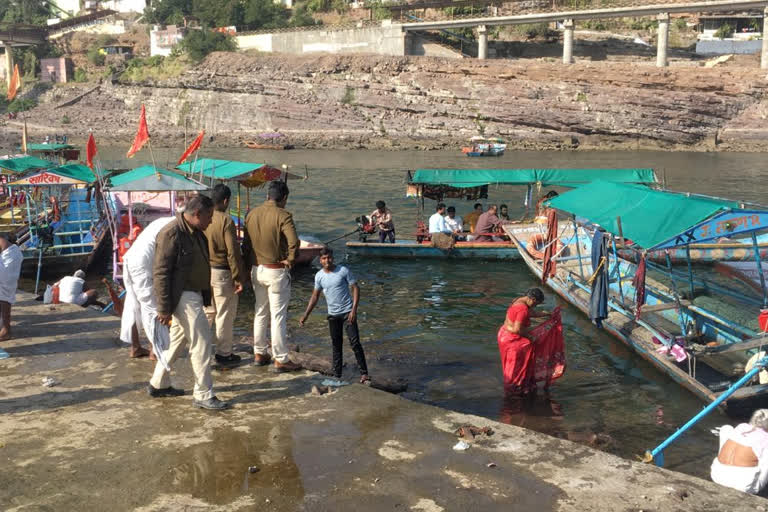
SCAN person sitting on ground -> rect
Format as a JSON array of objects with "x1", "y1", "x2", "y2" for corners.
[
  {"x1": 299, "y1": 247, "x2": 370, "y2": 384},
  {"x1": 464, "y1": 203, "x2": 484, "y2": 233},
  {"x1": 471, "y1": 204, "x2": 502, "y2": 242},
  {"x1": 499, "y1": 204, "x2": 511, "y2": 222},
  {"x1": 57, "y1": 270, "x2": 104, "y2": 308},
  {"x1": 370, "y1": 200, "x2": 395, "y2": 243},
  {"x1": 444, "y1": 206, "x2": 464, "y2": 240},
  {"x1": 0, "y1": 233, "x2": 23, "y2": 342},
  {"x1": 711, "y1": 409, "x2": 768, "y2": 494}
]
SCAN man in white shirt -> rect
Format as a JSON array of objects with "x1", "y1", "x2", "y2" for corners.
[
  {"x1": 428, "y1": 203, "x2": 452, "y2": 235},
  {"x1": 57, "y1": 270, "x2": 102, "y2": 307},
  {"x1": 0, "y1": 233, "x2": 23, "y2": 341},
  {"x1": 444, "y1": 206, "x2": 463, "y2": 236}
]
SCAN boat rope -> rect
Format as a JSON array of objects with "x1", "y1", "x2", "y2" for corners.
[
  {"x1": 587, "y1": 256, "x2": 606, "y2": 285},
  {"x1": 323, "y1": 228, "x2": 360, "y2": 245}
]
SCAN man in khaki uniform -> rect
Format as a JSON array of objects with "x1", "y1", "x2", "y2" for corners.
[
  {"x1": 150, "y1": 195, "x2": 228, "y2": 410},
  {"x1": 243, "y1": 180, "x2": 301, "y2": 372},
  {"x1": 205, "y1": 184, "x2": 245, "y2": 366}
]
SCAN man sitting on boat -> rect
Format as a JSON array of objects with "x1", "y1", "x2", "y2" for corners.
[
  {"x1": 711, "y1": 409, "x2": 768, "y2": 494},
  {"x1": 0, "y1": 233, "x2": 22, "y2": 342},
  {"x1": 429, "y1": 203, "x2": 455, "y2": 249},
  {"x1": 445, "y1": 207, "x2": 464, "y2": 240},
  {"x1": 464, "y1": 203, "x2": 484, "y2": 233},
  {"x1": 370, "y1": 200, "x2": 395, "y2": 243},
  {"x1": 470, "y1": 204, "x2": 503, "y2": 242},
  {"x1": 56, "y1": 270, "x2": 104, "y2": 308},
  {"x1": 499, "y1": 204, "x2": 511, "y2": 222}
]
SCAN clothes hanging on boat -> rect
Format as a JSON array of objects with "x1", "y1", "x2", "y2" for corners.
[
  {"x1": 589, "y1": 230, "x2": 609, "y2": 328},
  {"x1": 530, "y1": 306, "x2": 566, "y2": 388},
  {"x1": 541, "y1": 209, "x2": 558, "y2": 284},
  {"x1": 0, "y1": 244, "x2": 22, "y2": 304},
  {"x1": 633, "y1": 255, "x2": 647, "y2": 319}
]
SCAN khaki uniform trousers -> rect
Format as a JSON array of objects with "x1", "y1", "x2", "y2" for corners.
[
  {"x1": 251, "y1": 265, "x2": 291, "y2": 363},
  {"x1": 206, "y1": 268, "x2": 239, "y2": 357},
  {"x1": 150, "y1": 291, "x2": 214, "y2": 401}
]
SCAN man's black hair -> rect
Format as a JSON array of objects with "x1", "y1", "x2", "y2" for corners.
[
  {"x1": 376, "y1": 200, "x2": 385, "y2": 209},
  {"x1": 436, "y1": 203, "x2": 446, "y2": 211},
  {"x1": 474, "y1": 203, "x2": 483, "y2": 210},
  {"x1": 500, "y1": 204, "x2": 508, "y2": 210},
  {"x1": 212, "y1": 183, "x2": 231, "y2": 206},
  {"x1": 526, "y1": 287, "x2": 545, "y2": 304},
  {"x1": 447, "y1": 206, "x2": 456, "y2": 212},
  {"x1": 319, "y1": 246, "x2": 333, "y2": 256},
  {"x1": 267, "y1": 180, "x2": 289, "y2": 202},
  {"x1": 186, "y1": 194, "x2": 214, "y2": 214}
]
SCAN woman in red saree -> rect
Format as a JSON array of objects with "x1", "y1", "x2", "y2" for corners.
[{"x1": 497, "y1": 288, "x2": 550, "y2": 395}]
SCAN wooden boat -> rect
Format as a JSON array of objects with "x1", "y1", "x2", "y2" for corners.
[
  {"x1": 348, "y1": 168, "x2": 659, "y2": 260},
  {"x1": 9, "y1": 165, "x2": 113, "y2": 278},
  {"x1": 618, "y1": 234, "x2": 768, "y2": 264},
  {"x1": 460, "y1": 136, "x2": 506, "y2": 157},
  {"x1": 508, "y1": 181, "x2": 768, "y2": 415}
]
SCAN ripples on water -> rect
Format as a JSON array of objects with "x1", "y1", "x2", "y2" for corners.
[{"x1": 93, "y1": 149, "x2": 768, "y2": 476}]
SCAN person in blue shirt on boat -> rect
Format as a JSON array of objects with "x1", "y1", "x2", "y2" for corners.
[{"x1": 298, "y1": 247, "x2": 370, "y2": 383}]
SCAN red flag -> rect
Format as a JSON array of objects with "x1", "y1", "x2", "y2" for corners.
[
  {"x1": 86, "y1": 133, "x2": 97, "y2": 169},
  {"x1": 126, "y1": 104, "x2": 150, "y2": 158},
  {"x1": 177, "y1": 130, "x2": 205, "y2": 165},
  {"x1": 7, "y1": 64, "x2": 20, "y2": 101}
]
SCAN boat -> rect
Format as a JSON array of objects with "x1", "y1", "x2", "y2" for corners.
[
  {"x1": 8, "y1": 164, "x2": 113, "y2": 278},
  {"x1": 0, "y1": 155, "x2": 57, "y2": 234},
  {"x1": 507, "y1": 180, "x2": 768, "y2": 415},
  {"x1": 176, "y1": 158, "x2": 322, "y2": 265},
  {"x1": 461, "y1": 137, "x2": 506, "y2": 157},
  {"x1": 346, "y1": 167, "x2": 659, "y2": 260}
]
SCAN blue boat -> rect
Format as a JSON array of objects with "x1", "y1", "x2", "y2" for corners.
[
  {"x1": 508, "y1": 181, "x2": 768, "y2": 415},
  {"x1": 346, "y1": 239, "x2": 520, "y2": 259}
]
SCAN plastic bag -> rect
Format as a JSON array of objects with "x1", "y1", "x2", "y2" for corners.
[{"x1": 43, "y1": 284, "x2": 53, "y2": 304}]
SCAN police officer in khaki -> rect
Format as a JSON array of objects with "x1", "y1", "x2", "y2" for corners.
[
  {"x1": 243, "y1": 180, "x2": 301, "y2": 372},
  {"x1": 149, "y1": 194, "x2": 229, "y2": 410},
  {"x1": 205, "y1": 184, "x2": 245, "y2": 367}
]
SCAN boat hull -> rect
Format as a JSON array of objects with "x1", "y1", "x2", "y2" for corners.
[{"x1": 346, "y1": 240, "x2": 520, "y2": 260}]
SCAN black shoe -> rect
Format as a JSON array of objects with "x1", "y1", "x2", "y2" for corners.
[
  {"x1": 215, "y1": 353, "x2": 242, "y2": 365},
  {"x1": 147, "y1": 385, "x2": 185, "y2": 398},
  {"x1": 193, "y1": 396, "x2": 230, "y2": 410}
]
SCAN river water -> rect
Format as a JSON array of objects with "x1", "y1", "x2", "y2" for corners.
[{"x1": 45, "y1": 148, "x2": 768, "y2": 478}]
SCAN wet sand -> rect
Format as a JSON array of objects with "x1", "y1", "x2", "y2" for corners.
[{"x1": 0, "y1": 293, "x2": 764, "y2": 511}]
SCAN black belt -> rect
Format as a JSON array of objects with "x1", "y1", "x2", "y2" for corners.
[{"x1": 211, "y1": 265, "x2": 230, "y2": 270}]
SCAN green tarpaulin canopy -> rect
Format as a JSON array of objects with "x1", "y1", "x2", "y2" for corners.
[
  {"x1": 109, "y1": 166, "x2": 208, "y2": 191},
  {"x1": 24, "y1": 144, "x2": 77, "y2": 151},
  {"x1": 410, "y1": 168, "x2": 658, "y2": 188},
  {"x1": 176, "y1": 158, "x2": 265, "y2": 180},
  {"x1": 51, "y1": 164, "x2": 96, "y2": 184},
  {"x1": 546, "y1": 181, "x2": 739, "y2": 249},
  {"x1": 0, "y1": 155, "x2": 54, "y2": 174},
  {"x1": 7, "y1": 164, "x2": 96, "y2": 186}
]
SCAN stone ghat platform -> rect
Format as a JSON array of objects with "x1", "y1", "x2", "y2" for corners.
[{"x1": 0, "y1": 292, "x2": 764, "y2": 511}]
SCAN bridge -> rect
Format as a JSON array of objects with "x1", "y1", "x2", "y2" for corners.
[
  {"x1": 398, "y1": 0, "x2": 768, "y2": 66},
  {"x1": 0, "y1": 24, "x2": 48, "y2": 88}
]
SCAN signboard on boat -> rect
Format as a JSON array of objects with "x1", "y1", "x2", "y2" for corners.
[{"x1": 9, "y1": 170, "x2": 86, "y2": 186}]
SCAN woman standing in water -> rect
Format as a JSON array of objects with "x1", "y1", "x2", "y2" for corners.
[{"x1": 497, "y1": 288, "x2": 550, "y2": 395}]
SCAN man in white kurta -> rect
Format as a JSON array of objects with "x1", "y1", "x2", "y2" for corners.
[
  {"x1": 0, "y1": 234, "x2": 23, "y2": 341},
  {"x1": 119, "y1": 217, "x2": 175, "y2": 369}
]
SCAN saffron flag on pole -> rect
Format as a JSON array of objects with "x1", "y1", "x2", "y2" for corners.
[
  {"x1": 86, "y1": 133, "x2": 97, "y2": 169},
  {"x1": 177, "y1": 130, "x2": 205, "y2": 165},
  {"x1": 126, "y1": 104, "x2": 150, "y2": 158},
  {"x1": 7, "y1": 64, "x2": 20, "y2": 101}
]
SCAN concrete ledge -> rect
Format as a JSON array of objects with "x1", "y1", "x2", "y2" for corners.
[{"x1": 0, "y1": 293, "x2": 764, "y2": 510}]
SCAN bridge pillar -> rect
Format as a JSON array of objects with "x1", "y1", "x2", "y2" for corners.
[
  {"x1": 477, "y1": 25, "x2": 488, "y2": 60},
  {"x1": 562, "y1": 19, "x2": 574, "y2": 64},
  {"x1": 3, "y1": 45, "x2": 12, "y2": 87},
  {"x1": 656, "y1": 13, "x2": 669, "y2": 68},
  {"x1": 762, "y1": 8, "x2": 768, "y2": 69}
]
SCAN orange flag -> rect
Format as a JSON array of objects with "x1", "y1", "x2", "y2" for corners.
[
  {"x1": 177, "y1": 130, "x2": 205, "y2": 165},
  {"x1": 7, "y1": 64, "x2": 20, "y2": 101},
  {"x1": 86, "y1": 133, "x2": 97, "y2": 169},
  {"x1": 126, "y1": 104, "x2": 150, "y2": 158}
]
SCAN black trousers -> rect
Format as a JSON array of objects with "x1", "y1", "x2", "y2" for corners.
[{"x1": 328, "y1": 312, "x2": 368, "y2": 378}]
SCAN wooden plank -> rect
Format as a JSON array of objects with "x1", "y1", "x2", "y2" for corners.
[
  {"x1": 702, "y1": 336, "x2": 768, "y2": 356},
  {"x1": 639, "y1": 300, "x2": 692, "y2": 314}
]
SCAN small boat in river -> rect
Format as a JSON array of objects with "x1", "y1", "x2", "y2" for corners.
[
  {"x1": 508, "y1": 180, "x2": 768, "y2": 415},
  {"x1": 461, "y1": 137, "x2": 506, "y2": 157},
  {"x1": 346, "y1": 167, "x2": 658, "y2": 260}
]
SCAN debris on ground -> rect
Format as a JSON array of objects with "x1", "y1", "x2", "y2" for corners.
[
  {"x1": 41, "y1": 377, "x2": 59, "y2": 388},
  {"x1": 452, "y1": 440, "x2": 471, "y2": 451},
  {"x1": 454, "y1": 425, "x2": 494, "y2": 439}
]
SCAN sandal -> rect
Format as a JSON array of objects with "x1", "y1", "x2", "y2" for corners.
[{"x1": 360, "y1": 374, "x2": 371, "y2": 385}]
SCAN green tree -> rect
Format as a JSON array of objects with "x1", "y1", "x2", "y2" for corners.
[
  {"x1": 0, "y1": 0, "x2": 50, "y2": 24},
  {"x1": 243, "y1": 0, "x2": 290, "y2": 30},
  {"x1": 180, "y1": 30, "x2": 237, "y2": 62},
  {"x1": 193, "y1": 0, "x2": 244, "y2": 27},
  {"x1": 143, "y1": 0, "x2": 193, "y2": 25}
]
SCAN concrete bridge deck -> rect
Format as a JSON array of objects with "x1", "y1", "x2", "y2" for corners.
[{"x1": 1, "y1": 292, "x2": 766, "y2": 510}]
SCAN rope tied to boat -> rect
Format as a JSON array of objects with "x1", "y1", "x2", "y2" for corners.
[{"x1": 587, "y1": 256, "x2": 606, "y2": 286}]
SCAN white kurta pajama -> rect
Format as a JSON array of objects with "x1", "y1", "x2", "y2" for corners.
[
  {"x1": 0, "y1": 244, "x2": 23, "y2": 305},
  {"x1": 119, "y1": 217, "x2": 175, "y2": 370}
]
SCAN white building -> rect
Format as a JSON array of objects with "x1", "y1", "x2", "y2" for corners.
[{"x1": 150, "y1": 25, "x2": 186, "y2": 56}]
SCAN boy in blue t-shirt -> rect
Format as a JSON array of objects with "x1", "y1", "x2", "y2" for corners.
[{"x1": 299, "y1": 247, "x2": 370, "y2": 383}]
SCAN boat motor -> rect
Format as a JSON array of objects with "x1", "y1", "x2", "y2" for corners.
[{"x1": 355, "y1": 215, "x2": 376, "y2": 242}]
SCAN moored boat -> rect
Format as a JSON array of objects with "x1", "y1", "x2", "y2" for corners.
[{"x1": 508, "y1": 180, "x2": 768, "y2": 415}]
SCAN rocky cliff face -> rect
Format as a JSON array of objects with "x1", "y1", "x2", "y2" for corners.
[{"x1": 14, "y1": 52, "x2": 768, "y2": 151}]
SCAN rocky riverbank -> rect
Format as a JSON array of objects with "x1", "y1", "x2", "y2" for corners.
[{"x1": 5, "y1": 51, "x2": 768, "y2": 152}]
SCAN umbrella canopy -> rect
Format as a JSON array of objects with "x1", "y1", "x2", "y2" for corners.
[{"x1": 108, "y1": 166, "x2": 208, "y2": 192}]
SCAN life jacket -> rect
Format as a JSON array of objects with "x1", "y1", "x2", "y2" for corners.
[{"x1": 117, "y1": 223, "x2": 142, "y2": 263}]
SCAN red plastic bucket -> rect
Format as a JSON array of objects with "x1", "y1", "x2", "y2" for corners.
[{"x1": 759, "y1": 309, "x2": 768, "y2": 332}]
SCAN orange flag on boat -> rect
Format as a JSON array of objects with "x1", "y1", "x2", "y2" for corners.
[
  {"x1": 126, "y1": 104, "x2": 150, "y2": 158},
  {"x1": 6, "y1": 64, "x2": 20, "y2": 101},
  {"x1": 86, "y1": 133, "x2": 97, "y2": 169},
  {"x1": 177, "y1": 130, "x2": 205, "y2": 165}
]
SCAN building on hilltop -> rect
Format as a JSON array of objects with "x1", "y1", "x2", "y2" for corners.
[{"x1": 41, "y1": 57, "x2": 74, "y2": 83}]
